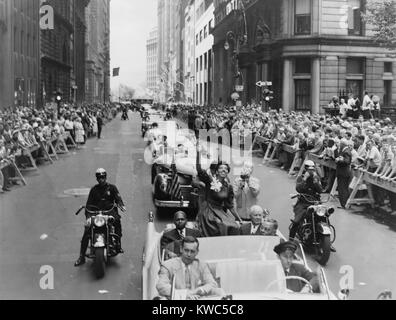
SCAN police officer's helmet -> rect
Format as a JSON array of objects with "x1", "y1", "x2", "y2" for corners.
[
  {"x1": 95, "y1": 168, "x2": 107, "y2": 179},
  {"x1": 304, "y1": 160, "x2": 315, "y2": 170}
]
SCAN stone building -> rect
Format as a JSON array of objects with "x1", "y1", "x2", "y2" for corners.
[
  {"x1": 0, "y1": 0, "x2": 40, "y2": 109},
  {"x1": 40, "y1": 0, "x2": 75, "y2": 105},
  {"x1": 146, "y1": 27, "x2": 159, "y2": 94},
  {"x1": 85, "y1": 0, "x2": 110, "y2": 104},
  {"x1": 195, "y1": 0, "x2": 214, "y2": 106},
  {"x1": 74, "y1": 0, "x2": 90, "y2": 104},
  {"x1": 212, "y1": 0, "x2": 396, "y2": 113}
]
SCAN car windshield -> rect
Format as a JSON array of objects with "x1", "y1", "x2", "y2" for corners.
[{"x1": 197, "y1": 236, "x2": 289, "y2": 296}]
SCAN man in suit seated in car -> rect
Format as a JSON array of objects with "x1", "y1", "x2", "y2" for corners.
[
  {"x1": 157, "y1": 236, "x2": 223, "y2": 300},
  {"x1": 239, "y1": 205, "x2": 269, "y2": 236},
  {"x1": 261, "y1": 218, "x2": 279, "y2": 236},
  {"x1": 161, "y1": 211, "x2": 202, "y2": 259}
]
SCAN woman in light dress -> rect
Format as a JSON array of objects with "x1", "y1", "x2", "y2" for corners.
[{"x1": 74, "y1": 117, "x2": 85, "y2": 145}]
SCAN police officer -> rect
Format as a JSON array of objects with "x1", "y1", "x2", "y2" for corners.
[
  {"x1": 274, "y1": 241, "x2": 320, "y2": 293},
  {"x1": 289, "y1": 160, "x2": 323, "y2": 241},
  {"x1": 74, "y1": 168, "x2": 126, "y2": 267}
]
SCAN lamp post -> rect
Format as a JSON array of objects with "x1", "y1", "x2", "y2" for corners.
[
  {"x1": 224, "y1": 0, "x2": 248, "y2": 104},
  {"x1": 224, "y1": 30, "x2": 245, "y2": 103}
]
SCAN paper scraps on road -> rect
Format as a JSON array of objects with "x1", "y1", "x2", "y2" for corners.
[
  {"x1": 98, "y1": 290, "x2": 109, "y2": 294},
  {"x1": 358, "y1": 282, "x2": 367, "y2": 286},
  {"x1": 40, "y1": 234, "x2": 48, "y2": 240}
]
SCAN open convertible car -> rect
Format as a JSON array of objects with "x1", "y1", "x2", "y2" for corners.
[
  {"x1": 142, "y1": 214, "x2": 337, "y2": 300},
  {"x1": 151, "y1": 129, "x2": 217, "y2": 214}
]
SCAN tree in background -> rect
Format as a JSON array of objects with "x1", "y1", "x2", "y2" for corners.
[{"x1": 363, "y1": 0, "x2": 396, "y2": 48}]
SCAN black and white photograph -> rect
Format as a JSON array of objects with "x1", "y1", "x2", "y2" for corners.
[{"x1": 0, "y1": 0, "x2": 396, "y2": 303}]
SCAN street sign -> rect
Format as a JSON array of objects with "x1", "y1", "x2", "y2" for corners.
[
  {"x1": 235, "y1": 85, "x2": 244, "y2": 92},
  {"x1": 256, "y1": 81, "x2": 272, "y2": 87}
]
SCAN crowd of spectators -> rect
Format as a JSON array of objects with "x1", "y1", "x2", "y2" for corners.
[
  {"x1": 165, "y1": 101, "x2": 396, "y2": 215},
  {"x1": 0, "y1": 103, "x2": 117, "y2": 193}
]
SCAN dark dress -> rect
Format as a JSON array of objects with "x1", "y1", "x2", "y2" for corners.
[{"x1": 196, "y1": 165, "x2": 240, "y2": 237}]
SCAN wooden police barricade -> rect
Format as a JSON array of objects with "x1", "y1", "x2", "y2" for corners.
[
  {"x1": 45, "y1": 137, "x2": 59, "y2": 161},
  {"x1": 345, "y1": 169, "x2": 388, "y2": 209},
  {"x1": 54, "y1": 134, "x2": 69, "y2": 155},
  {"x1": 248, "y1": 135, "x2": 271, "y2": 158},
  {"x1": 17, "y1": 145, "x2": 39, "y2": 171},
  {"x1": 262, "y1": 139, "x2": 275, "y2": 164},
  {"x1": 281, "y1": 144, "x2": 302, "y2": 176},
  {"x1": 297, "y1": 153, "x2": 338, "y2": 198},
  {"x1": 35, "y1": 140, "x2": 55, "y2": 165},
  {"x1": 266, "y1": 140, "x2": 282, "y2": 164},
  {"x1": 64, "y1": 131, "x2": 77, "y2": 149},
  {"x1": 1, "y1": 159, "x2": 27, "y2": 186}
]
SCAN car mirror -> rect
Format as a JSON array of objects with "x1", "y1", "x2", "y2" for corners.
[{"x1": 338, "y1": 288, "x2": 350, "y2": 300}]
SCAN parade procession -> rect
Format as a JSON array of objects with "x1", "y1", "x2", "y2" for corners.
[{"x1": 1, "y1": 0, "x2": 396, "y2": 305}]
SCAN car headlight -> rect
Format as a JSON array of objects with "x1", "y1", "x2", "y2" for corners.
[
  {"x1": 94, "y1": 216, "x2": 106, "y2": 227},
  {"x1": 316, "y1": 206, "x2": 327, "y2": 217}
]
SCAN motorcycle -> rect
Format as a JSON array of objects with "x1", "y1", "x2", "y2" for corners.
[
  {"x1": 121, "y1": 111, "x2": 129, "y2": 121},
  {"x1": 289, "y1": 193, "x2": 336, "y2": 266},
  {"x1": 75, "y1": 204, "x2": 121, "y2": 278}
]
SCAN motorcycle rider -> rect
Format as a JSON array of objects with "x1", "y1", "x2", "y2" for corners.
[
  {"x1": 289, "y1": 160, "x2": 336, "y2": 252},
  {"x1": 74, "y1": 168, "x2": 126, "y2": 267}
]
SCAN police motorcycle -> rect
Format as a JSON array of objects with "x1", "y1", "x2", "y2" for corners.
[
  {"x1": 75, "y1": 204, "x2": 123, "y2": 278},
  {"x1": 289, "y1": 193, "x2": 336, "y2": 266},
  {"x1": 121, "y1": 108, "x2": 129, "y2": 121}
]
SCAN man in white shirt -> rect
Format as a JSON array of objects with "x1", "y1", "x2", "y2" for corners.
[
  {"x1": 156, "y1": 236, "x2": 221, "y2": 300},
  {"x1": 361, "y1": 91, "x2": 373, "y2": 120}
]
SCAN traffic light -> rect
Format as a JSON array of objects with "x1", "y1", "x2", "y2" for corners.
[
  {"x1": 263, "y1": 88, "x2": 274, "y2": 102},
  {"x1": 56, "y1": 91, "x2": 62, "y2": 115}
]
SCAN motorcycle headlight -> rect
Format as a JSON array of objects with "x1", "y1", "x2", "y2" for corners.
[
  {"x1": 316, "y1": 206, "x2": 327, "y2": 217},
  {"x1": 94, "y1": 216, "x2": 106, "y2": 227}
]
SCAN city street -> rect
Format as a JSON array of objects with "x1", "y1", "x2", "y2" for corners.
[{"x1": 1, "y1": 111, "x2": 395, "y2": 300}]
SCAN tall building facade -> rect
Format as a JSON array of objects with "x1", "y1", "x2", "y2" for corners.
[
  {"x1": 146, "y1": 27, "x2": 159, "y2": 95},
  {"x1": 40, "y1": 0, "x2": 75, "y2": 105},
  {"x1": 74, "y1": 0, "x2": 90, "y2": 104},
  {"x1": 212, "y1": 0, "x2": 396, "y2": 112},
  {"x1": 184, "y1": 0, "x2": 196, "y2": 104},
  {"x1": 0, "y1": 0, "x2": 40, "y2": 109},
  {"x1": 157, "y1": 0, "x2": 177, "y2": 102},
  {"x1": 195, "y1": 0, "x2": 214, "y2": 106},
  {"x1": 85, "y1": 0, "x2": 110, "y2": 104}
]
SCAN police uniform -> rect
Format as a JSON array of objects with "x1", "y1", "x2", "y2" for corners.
[
  {"x1": 274, "y1": 241, "x2": 320, "y2": 293},
  {"x1": 80, "y1": 182, "x2": 125, "y2": 257}
]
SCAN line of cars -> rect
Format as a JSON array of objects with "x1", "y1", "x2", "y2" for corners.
[{"x1": 139, "y1": 106, "x2": 359, "y2": 300}]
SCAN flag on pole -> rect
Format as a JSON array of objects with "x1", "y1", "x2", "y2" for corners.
[
  {"x1": 166, "y1": 157, "x2": 182, "y2": 200},
  {"x1": 113, "y1": 68, "x2": 120, "y2": 77}
]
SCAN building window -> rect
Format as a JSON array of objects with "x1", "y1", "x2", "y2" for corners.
[
  {"x1": 347, "y1": 57, "x2": 364, "y2": 74},
  {"x1": 200, "y1": 56, "x2": 203, "y2": 71},
  {"x1": 204, "y1": 26, "x2": 207, "y2": 38},
  {"x1": 200, "y1": 30, "x2": 203, "y2": 42},
  {"x1": 295, "y1": 58, "x2": 311, "y2": 74},
  {"x1": 295, "y1": 0, "x2": 311, "y2": 35},
  {"x1": 384, "y1": 80, "x2": 392, "y2": 108},
  {"x1": 346, "y1": 80, "x2": 363, "y2": 100},
  {"x1": 348, "y1": 0, "x2": 364, "y2": 36},
  {"x1": 204, "y1": 53, "x2": 207, "y2": 70},
  {"x1": 384, "y1": 62, "x2": 393, "y2": 73},
  {"x1": 14, "y1": 27, "x2": 17, "y2": 52},
  {"x1": 196, "y1": 34, "x2": 199, "y2": 45},
  {"x1": 295, "y1": 79, "x2": 311, "y2": 110}
]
